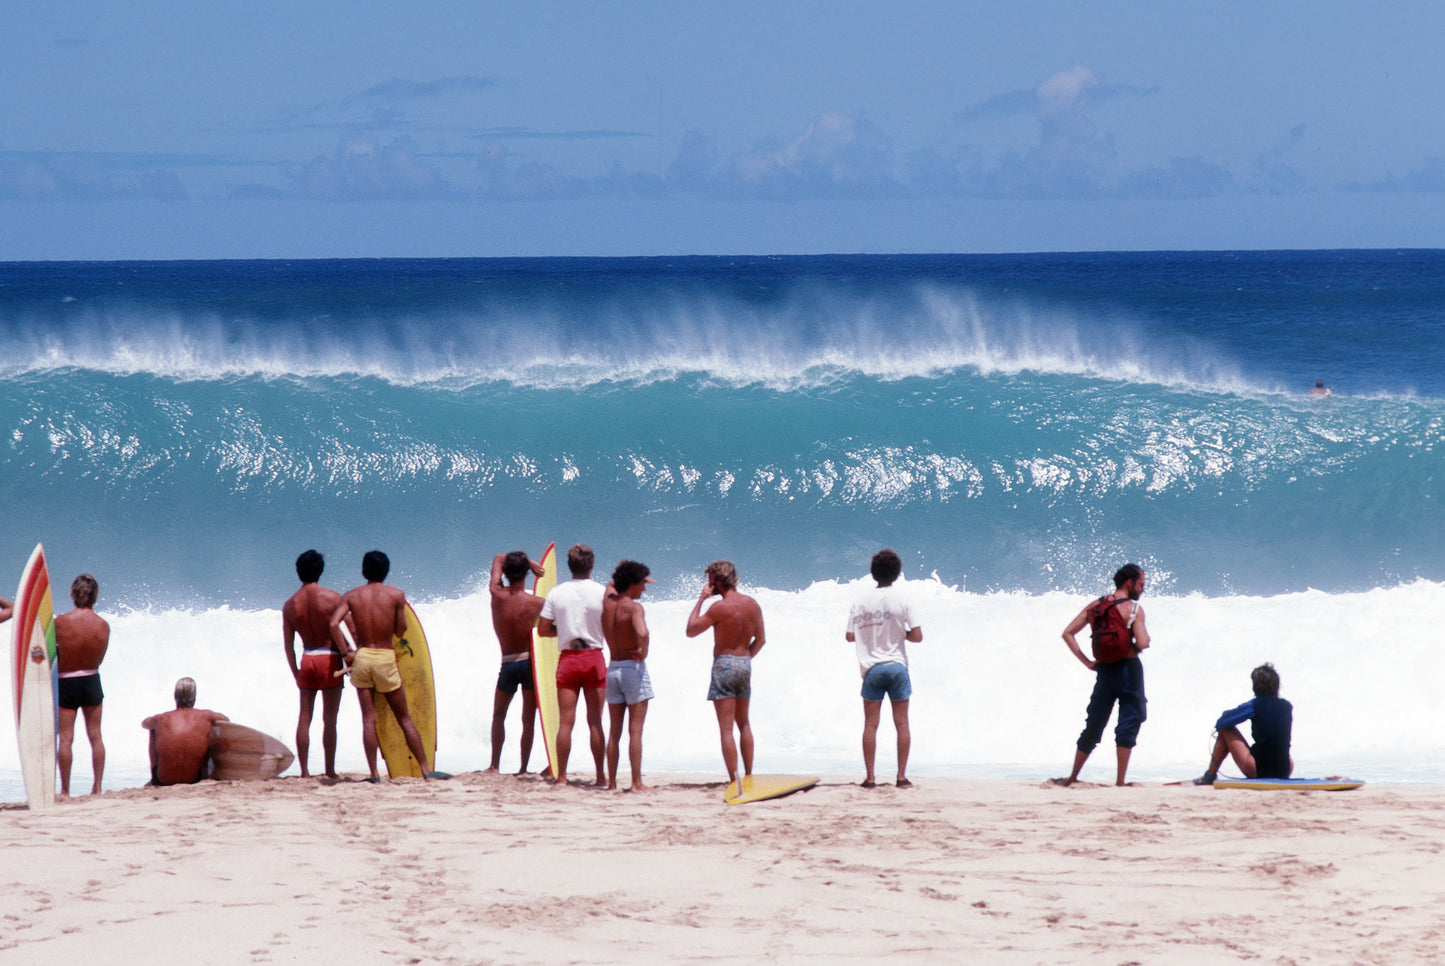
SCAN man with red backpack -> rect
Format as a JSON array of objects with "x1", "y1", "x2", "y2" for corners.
[{"x1": 1058, "y1": 564, "x2": 1151, "y2": 787}]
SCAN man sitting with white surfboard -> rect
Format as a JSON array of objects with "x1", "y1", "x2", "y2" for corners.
[{"x1": 141, "y1": 677, "x2": 229, "y2": 786}]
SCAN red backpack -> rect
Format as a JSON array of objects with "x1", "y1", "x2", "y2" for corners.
[{"x1": 1087, "y1": 595, "x2": 1137, "y2": 664}]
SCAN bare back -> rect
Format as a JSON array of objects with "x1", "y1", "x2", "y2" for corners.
[
  {"x1": 699, "y1": 591, "x2": 764, "y2": 658},
  {"x1": 492, "y1": 585, "x2": 545, "y2": 657},
  {"x1": 334, "y1": 581, "x2": 407, "y2": 649},
  {"x1": 54, "y1": 607, "x2": 110, "y2": 674},
  {"x1": 603, "y1": 592, "x2": 648, "y2": 662},
  {"x1": 144, "y1": 707, "x2": 229, "y2": 785},
  {"x1": 284, "y1": 583, "x2": 343, "y2": 651}
]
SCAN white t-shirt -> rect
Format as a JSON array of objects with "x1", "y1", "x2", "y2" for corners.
[
  {"x1": 539, "y1": 578, "x2": 605, "y2": 651},
  {"x1": 846, "y1": 583, "x2": 916, "y2": 676}
]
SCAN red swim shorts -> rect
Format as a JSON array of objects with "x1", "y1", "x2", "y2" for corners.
[
  {"x1": 555, "y1": 648, "x2": 606, "y2": 691},
  {"x1": 296, "y1": 650, "x2": 343, "y2": 690}
]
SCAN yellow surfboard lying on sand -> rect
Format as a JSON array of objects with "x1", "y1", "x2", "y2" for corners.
[
  {"x1": 530, "y1": 543, "x2": 560, "y2": 779},
  {"x1": 725, "y1": 774, "x2": 820, "y2": 805},
  {"x1": 374, "y1": 602, "x2": 437, "y2": 778}
]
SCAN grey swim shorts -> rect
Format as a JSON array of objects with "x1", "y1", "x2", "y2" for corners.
[{"x1": 706, "y1": 654, "x2": 752, "y2": 701}]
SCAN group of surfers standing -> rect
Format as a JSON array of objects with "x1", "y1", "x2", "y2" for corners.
[{"x1": 2, "y1": 549, "x2": 1293, "y2": 795}]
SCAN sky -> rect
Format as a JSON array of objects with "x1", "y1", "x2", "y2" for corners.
[{"x1": 4, "y1": 2, "x2": 1445, "y2": 260}]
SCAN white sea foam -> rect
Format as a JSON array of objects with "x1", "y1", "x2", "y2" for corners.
[
  {"x1": 6, "y1": 578, "x2": 1438, "y2": 796},
  {"x1": 0, "y1": 283, "x2": 1284, "y2": 396}
]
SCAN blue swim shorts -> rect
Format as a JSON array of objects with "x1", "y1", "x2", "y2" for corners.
[
  {"x1": 861, "y1": 662, "x2": 912, "y2": 702},
  {"x1": 606, "y1": 659, "x2": 655, "y2": 705},
  {"x1": 706, "y1": 654, "x2": 751, "y2": 701},
  {"x1": 496, "y1": 655, "x2": 534, "y2": 695}
]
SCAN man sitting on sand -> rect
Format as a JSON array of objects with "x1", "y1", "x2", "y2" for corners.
[
  {"x1": 686, "y1": 561, "x2": 766, "y2": 788},
  {"x1": 1194, "y1": 663, "x2": 1293, "y2": 785},
  {"x1": 846, "y1": 549, "x2": 922, "y2": 789},
  {"x1": 330, "y1": 550, "x2": 437, "y2": 781},
  {"x1": 141, "y1": 678, "x2": 229, "y2": 786},
  {"x1": 283, "y1": 549, "x2": 348, "y2": 779},
  {"x1": 603, "y1": 560, "x2": 654, "y2": 792},
  {"x1": 55, "y1": 573, "x2": 111, "y2": 797},
  {"x1": 486, "y1": 550, "x2": 546, "y2": 775}
]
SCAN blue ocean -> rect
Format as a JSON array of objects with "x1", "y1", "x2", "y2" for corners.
[{"x1": 2, "y1": 252, "x2": 1441, "y2": 793}]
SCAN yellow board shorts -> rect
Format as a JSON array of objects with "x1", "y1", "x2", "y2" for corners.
[{"x1": 350, "y1": 647, "x2": 403, "y2": 693}]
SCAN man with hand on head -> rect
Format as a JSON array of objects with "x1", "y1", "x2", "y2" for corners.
[
  {"x1": 846, "y1": 549, "x2": 922, "y2": 789},
  {"x1": 686, "y1": 561, "x2": 766, "y2": 788},
  {"x1": 537, "y1": 544, "x2": 607, "y2": 786},
  {"x1": 486, "y1": 550, "x2": 546, "y2": 775}
]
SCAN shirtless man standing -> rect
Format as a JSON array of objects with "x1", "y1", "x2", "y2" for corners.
[
  {"x1": 537, "y1": 544, "x2": 607, "y2": 786},
  {"x1": 141, "y1": 678, "x2": 229, "y2": 786},
  {"x1": 283, "y1": 549, "x2": 347, "y2": 779},
  {"x1": 329, "y1": 551, "x2": 435, "y2": 781},
  {"x1": 685, "y1": 561, "x2": 766, "y2": 786},
  {"x1": 55, "y1": 574, "x2": 110, "y2": 797},
  {"x1": 486, "y1": 550, "x2": 546, "y2": 774},
  {"x1": 603, "y1": 560, "x2": 654, "y2": 792}
]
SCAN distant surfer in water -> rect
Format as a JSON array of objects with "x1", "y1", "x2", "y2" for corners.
[
  {"x1": 846, "y1": 549, "x2": 922, "y2": 789},
  {"x1": 283, "y1": 550, "x2": 348, "y2": 779},
  {"x1": 141, "y1": 677, "x2": 229, "y2": 786},
  {"x1": 1193, "y1": 663, "x2": 1293, "y2": 785},
  {"x1": 537, "y1": 544, "x2": 608, "y2": 786},
  {"x1": 330, "y1": 551, "x2": 436, "y2": 781},
  {"x1": 686, "y1": 561, "x2": 767, "y2": 787},
  {"x1": 55, "y1": 573, "x2": 110, "y2": 798},
  {"x1": 486, "y1": 550, "x2": 546, "y2": 775},
  {"x1": 603, "y1": 560, "x2": 655, "y2": 792},
  {"x1": 1058, "y1": 564, "x2": 1151, "y2": 787},
  {"x1": 1309, "y1": 379, "x2": 1332, "y2": 396}
]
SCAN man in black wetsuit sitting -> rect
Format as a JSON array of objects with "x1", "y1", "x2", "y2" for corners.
[{"x1": 1194, "y1": 662, "x2": 1293, "y2": 784}]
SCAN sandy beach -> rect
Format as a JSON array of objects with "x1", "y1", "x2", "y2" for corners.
[{"x1": 2, "y1": 773, "x2": 1441, "y2": 965}]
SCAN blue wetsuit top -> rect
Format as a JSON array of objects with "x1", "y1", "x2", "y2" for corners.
[{"x1": 1215, "y1": 695, "x2": 1293, "y2": 779}]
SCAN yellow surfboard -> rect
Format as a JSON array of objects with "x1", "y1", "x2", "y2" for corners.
[
  {"x1": 529, "y1": 543, "x2": 560, "y2": 779},
  {"x1": 374, "y1": 602, "x2": 437, "y2": 778},
  {"x1": 725, "y1": 774, "x2": 820, "y2": 805}
]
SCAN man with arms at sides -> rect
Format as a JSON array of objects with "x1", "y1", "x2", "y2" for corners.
[
  {"x1": 846, "y1": 549, "x2": 922, "y2": 789},
  {"x1": 1059, "y1": 563, "x2": 1151, "y2": 787},
  {"x1": 329, "y1": 550, "x2": 436, "y2": 781},
  {"x1": 1194, "y1": 663, "x2": 1293, "y2": 785},
  {"x1": 536, "y1": 544, "x2": 607, "y2": 786},
  {"x1": 486, "y1": 550, "x2": 546, "y2": 775},
  {"x1": 141, "y1": 677, "x2": 229, "y2": 786},
  {"x1": 686, "y1": 561, "x2": 766, "y2": 787},
  {"x1": 283, "y1": 549, "x2": 348, "y2": 779},
  {"x1": 603, "y1": 560, "x2": 655, "y2": 792},
  {"x1": 54, "y1": 573, "x2": 110, "y2": 797}
]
